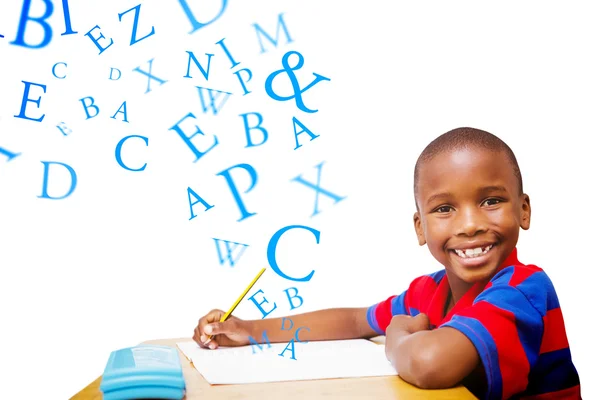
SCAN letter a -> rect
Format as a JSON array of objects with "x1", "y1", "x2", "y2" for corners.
[
  {"x1": 278, "y1": 339, "x2": 297, "y2": 360},
  {"x1": 187, "y1": 187, "x2": 214, "y2": 220},
  {"x1": 292, "y1": 117, "x2": 319, "y2": 150}
]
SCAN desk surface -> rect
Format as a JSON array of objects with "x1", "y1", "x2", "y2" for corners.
[{"x1": 70, "y1": 337, "x2": 477, "y2": 400}]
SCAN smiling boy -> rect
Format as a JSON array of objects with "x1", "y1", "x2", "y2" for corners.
[{"x1": 193, "y1": 127, "x2": 581, "y2": 399}]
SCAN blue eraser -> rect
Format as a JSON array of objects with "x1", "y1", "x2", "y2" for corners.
[{"x1": 100, "y1": 344, "x2": 185, "y2": 400}]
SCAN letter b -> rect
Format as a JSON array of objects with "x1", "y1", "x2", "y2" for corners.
[
  {"x1": 11, "y1": 0, "x2": 54, "y2": 49},
  {"x1": 284, "y1": 287, "x2": 304, "y2": 311},
  {"x1": 241, "y1": 112, "x2": 268, "y2": 148},
  {"x1": 80, "y1": 96, "x2": 100, "y2": 119}
]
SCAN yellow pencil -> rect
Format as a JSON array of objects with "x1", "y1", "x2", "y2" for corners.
[{"x1": 204, "y1": 267, "x2": 266, "y2": 345}]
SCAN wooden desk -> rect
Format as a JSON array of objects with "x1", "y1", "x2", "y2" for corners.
[{"x1": 71, "y1": 337, "x2": 477, "y2": 399}]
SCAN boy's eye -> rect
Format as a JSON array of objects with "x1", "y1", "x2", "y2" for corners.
[
  {"x1": 435, "y1": 206, "x2": 453, "y2": 213},
  {"x1": 482, "y1": 198, "x2": 502, "y2": 207}
]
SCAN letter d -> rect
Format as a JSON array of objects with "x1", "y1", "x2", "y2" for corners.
[
  {"x1": 281, "y1": 317, "x2": 294, "y2": 331},
  {"x1": 38, "y1": 161, "x2": 77, "y2": 200},
  {"x1": 109, "y1": 68, "x2": 122, "y2": 81}
]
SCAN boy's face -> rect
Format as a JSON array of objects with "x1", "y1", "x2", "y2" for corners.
[{"x1": 413, "y1": 147, "x2": 531, "y2": 284}]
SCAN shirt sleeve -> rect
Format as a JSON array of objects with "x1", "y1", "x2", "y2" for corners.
[
  {"x1": 366, "y1": 271, "x2": 444, "y2": 335},
  {"x1": 440, "y1": 267, "x2": 547, "y2": 400},
  {"x1": 366, "y1": 291, "x2": 408, "y2": 335}
]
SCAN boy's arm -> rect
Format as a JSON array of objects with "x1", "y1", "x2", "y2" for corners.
[
  {"x1": 386, "y1": 272, "x2": 551, "y2": 395},
  {"x1": 198, "y1": 307, "x2": 380, "y2": 348},
  {"x1": 385, "y1": 315, "x2": 479, "y2": 389},
  {"x1": 250, "y1": 307, "x2": 379, "y2": 343}
]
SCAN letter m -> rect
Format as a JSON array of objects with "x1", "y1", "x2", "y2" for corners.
[
  {"x1": 213, "y1": 238, "x2": 249, "y2": 267},
  {"x1": 252, "y1": 13, "x2": 293, "y2": 54},
  {"x1": 249, "y1": 330, "x2": 272, "y2": 354}
]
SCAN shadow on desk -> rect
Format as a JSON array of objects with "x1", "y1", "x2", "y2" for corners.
[{"x1": 70, "y1": 337, "x2": 477, "y2": 400}]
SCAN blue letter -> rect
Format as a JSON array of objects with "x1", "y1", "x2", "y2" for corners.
[
  {"x1": 38, "y1": 161, "x2": 77, "y2": 200},
  {"x1": 110, "y1": 101, "x2": 129, "y2": 122},
  {"x1": 241, "y1": 112, "x2": 268, "y2": 148},
  {"x1": 187, "y1": 187, "x2": 214, "y2": 220},
  {"x1": 0, "y1": 147, "x2": 21, "y2": 162},
  {"x1": 284, "y1": 287, "x2": 304, "y2": 311},
  {"x1": 169, "y1": 112, "x2": 218, "y2": 162},
  {"x1": 118, "y1": 4, "x2": 155, "y2": 46},
  {"x1": 196, "y1": 87, "x2": 231, "y2": 115},
  {"x1": 292, "y1": 117, "x2": 319, "y2": 150},
  {"x1": 115, "y1": 135, "x2": 148, "y2": 172},
  {"x1": 267, "y1": 225, "x2": 318, "y2": 282},
  {"x1": 281, "y1": 317, "x2": 294, "y2": 331},
  {"x1": 10, "y1": 0, "x2": 53, "y2": 49},
  {"x1": 184, "y1": 51, "x2": 214, "y2": 80},
  {"x1": 234, "y1": 68, "x2": 252, "y2": 95},
  {"x1": 279, "y1": 339, "x2": 296, "y2": 360},
  {"x1": 213, "y1": 238, "x2": 249, "y2": 267},
  {"x1": 79, "y1": 96, "x2": 99, "y2": 119},
  {"x1": 56, "y1": 122, "x2": 72, "y2": 136},
  {"x1": 215, "y1": 38, "x2": 240, "y2": 69},
  {"x1": 216, "y1": 163, "x2": 257, "y2": 222},
  {"x1": 291, "y1": 161, "x2": 346, "y2": 217},
  {"x1": 52, "y1": 62, "x2": 67, "y2": 79},
  {"x1": 248, "y1": 330, "x2": 271, "y2": 354},
  {"x1": 109, "y1": 68, "x2": 121, "y2": 80},
  {"x1": 14, "y1": 81, "x2": 46, "y2": 122},
  {"x1": 248, "y1": 289, "x2": 277, "y2": 319},
  {"x1": 85, "y1": 25, "x2": 113, "y2": 55},
  {"x1": 177, "y1": 0, "x2": 228, "y2": 34},
  {"x1": 294, "y1": 327, "x2": 309, "y2": 344},
  {"x1": 60, "y1": 0, "x2": 77, "y2": 36},
  {"x1": 133, "y1": 58, "x2": 167, "y2": 94},
  {"x1": 253, "y1": 13, "x2": 293, "y2": 54}
]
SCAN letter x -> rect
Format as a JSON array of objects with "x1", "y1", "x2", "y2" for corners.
[
  {"x1": 291, "y1": 161, "x2": 346, "y2": 217},
  {"x1": 132, "y1": 58, "x2": 167, "y2": 94}
]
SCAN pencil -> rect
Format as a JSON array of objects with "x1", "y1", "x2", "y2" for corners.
[{"x1": 204, "y1": 267, "x2": 266, "y2": 345}]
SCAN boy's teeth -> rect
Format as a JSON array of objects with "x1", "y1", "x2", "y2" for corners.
[{"x1": 454, "y1": 245, "x2": 493, "y2": 259}]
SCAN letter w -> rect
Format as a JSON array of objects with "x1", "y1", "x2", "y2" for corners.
[
  {"x1": 213, "y1": 238, "x2": 249, "y2": 267},
  {"x1": 197, "y1": 86, "x2": 232, "y2": 115}
]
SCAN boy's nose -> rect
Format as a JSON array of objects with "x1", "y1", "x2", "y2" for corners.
[{"x1": 456, "y1": 207, "x2": 487, "y2": 237}]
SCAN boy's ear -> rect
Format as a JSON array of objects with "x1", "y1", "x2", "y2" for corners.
[
  {"x1": 413, "y1": 211, "x2": 427, "y2": 246},
  {"x1": 520, "y1": 194, "x2": 531, "y2": 230}
]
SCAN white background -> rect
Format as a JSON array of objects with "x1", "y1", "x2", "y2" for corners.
[{"x1": 0, "y1": 1, "x2": 598, "y2": 399}]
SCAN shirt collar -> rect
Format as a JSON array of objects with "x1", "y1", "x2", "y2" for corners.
[{"x1": 427, "y1": 247, "x2": 520, "y2": 327}]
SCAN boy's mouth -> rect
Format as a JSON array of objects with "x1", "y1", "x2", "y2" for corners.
[{"x1": 452, "y1": 244, "x2": 494, "y2": 259}]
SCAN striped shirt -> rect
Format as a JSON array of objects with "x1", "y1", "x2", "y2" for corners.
[{"x1": 367, "y1": 248, "x2": 580, "y2": 399}]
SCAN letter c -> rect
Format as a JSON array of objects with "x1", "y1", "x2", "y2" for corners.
[
  {"x1": 295, "y1": 327, "x2": 310, "y2": 344},
  {"x1": 267, "y1": 224, "x2": 319, "y2": 282},
  {"x1": 52, "y1": 62, "x2": 67, "y2": 79},
  {"x1": 115, "y1": 135, "x2": 148, "y2": 172}
]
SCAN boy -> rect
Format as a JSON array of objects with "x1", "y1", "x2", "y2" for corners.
[{"x1": 192, "y1": 127, "x2": 581, "y2": 399}]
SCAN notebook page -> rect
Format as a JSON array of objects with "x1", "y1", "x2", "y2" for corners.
[{"x1": 176, "y1": 339, "x2": 398, "y2": 385}]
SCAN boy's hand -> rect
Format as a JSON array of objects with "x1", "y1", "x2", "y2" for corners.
[
  {"x1": 193, "y1": 309, "x2": 252, "y2": 350},
  {"x1": 385, "y1": 313, "x2": 430, "y2": 343},
  {"x1": 385, "y1": 313, "x2": 431, "y2": 361}
]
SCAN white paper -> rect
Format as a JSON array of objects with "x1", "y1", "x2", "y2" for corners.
[{"x1": 176, "y1": 339, "x2": 398, "y2": 385}]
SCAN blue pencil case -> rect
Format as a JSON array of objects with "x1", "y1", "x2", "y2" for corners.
[{"x1": 100, "y1": 344, "x2": 186, "y2": 400}]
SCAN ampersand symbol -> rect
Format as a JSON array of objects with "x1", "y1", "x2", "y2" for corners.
[{"x1": 264, "y1": 50, "x2": 330, "y2": 113}]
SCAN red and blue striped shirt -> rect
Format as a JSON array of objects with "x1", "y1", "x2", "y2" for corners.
[{"x1": 367, "y1": 248, "x2": 580, "y2": 399}]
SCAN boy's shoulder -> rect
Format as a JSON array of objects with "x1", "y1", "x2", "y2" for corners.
[
  {"x1": 483, "y1": 258, "x2": 560, "y2": 317},
  {"x1": 404, "y1": 251, "x2": 560, "y2": 315}
]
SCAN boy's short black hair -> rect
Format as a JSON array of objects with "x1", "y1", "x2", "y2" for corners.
[{"x1": 414, "y1": 127, "x2": 523, "y2": 202}]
